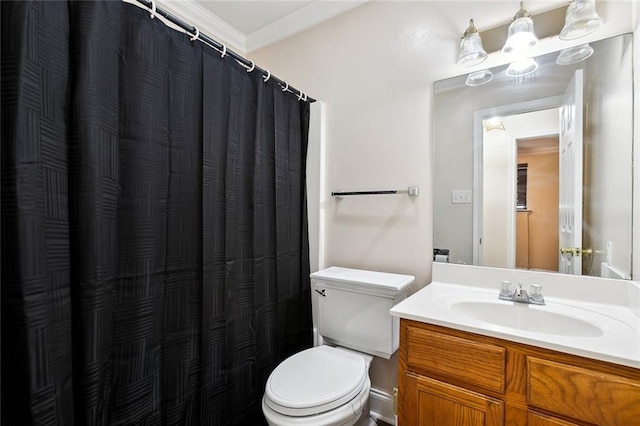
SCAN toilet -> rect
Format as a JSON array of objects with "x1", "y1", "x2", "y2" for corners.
[{"x1": 262, "y1": 266, "x2": 414, "y2": 425}]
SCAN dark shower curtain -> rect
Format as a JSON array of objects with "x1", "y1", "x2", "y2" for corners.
[{"x1": 1, "y1": 1, "x2": 313, "y2": 424}]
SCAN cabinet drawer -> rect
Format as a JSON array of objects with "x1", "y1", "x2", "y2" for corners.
[
  {"x1": 528, "y1": 357, "x2": 640, "y2": 426},
  {"x1": 406, "y1": 325, "x2": 506, "y2": 393}
]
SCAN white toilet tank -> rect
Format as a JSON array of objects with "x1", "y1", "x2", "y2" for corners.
[{"x1": 311, "y1": 267, "x2": 414, "y2": 359}]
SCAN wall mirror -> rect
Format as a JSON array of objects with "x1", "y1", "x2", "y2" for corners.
[{"x1": 433, "y1": 33, "x2": 633, "y2": 279}]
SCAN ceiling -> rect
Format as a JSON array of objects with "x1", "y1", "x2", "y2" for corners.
[
  {"x1": 197, "y1": 1, "x2": 315, "y2": 35},
  {"x1": 158, "y1": 0, "x2": 368, "y2": 53}
]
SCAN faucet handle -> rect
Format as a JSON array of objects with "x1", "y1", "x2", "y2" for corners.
[
  {"x1": 529, "y1": 284, "x2": 544, "y2": 304},
  {"x1": 499, "y1": 280, "x2": 514, "y2": 299}
]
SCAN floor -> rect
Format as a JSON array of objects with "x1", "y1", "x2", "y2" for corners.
[{"x1": 370, "y1": 417, "x2": 393, "y2": 426}]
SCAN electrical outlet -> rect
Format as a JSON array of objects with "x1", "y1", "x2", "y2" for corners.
[{"x1": 452, "y1": 190, "x2": 472, "y2": 204}]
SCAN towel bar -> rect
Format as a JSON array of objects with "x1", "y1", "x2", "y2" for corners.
[{"x1": 331, "y1": 187, "x2": 420, "y2": 198}]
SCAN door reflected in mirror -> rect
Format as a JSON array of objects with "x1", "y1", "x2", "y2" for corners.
[
  {"x1": 482, "y1": 108, "x2": 561, "y2": 273},
  {"x1": 516, "y1": 136, "x2": 560, "y2": 271},
  {"x1": 433, "y1": 34, "x2": 633, "y2": 280}
]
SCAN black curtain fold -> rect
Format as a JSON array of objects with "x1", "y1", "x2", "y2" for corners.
[{"x1": 1, "y1": 1, "x2": 313, "y2": 425}]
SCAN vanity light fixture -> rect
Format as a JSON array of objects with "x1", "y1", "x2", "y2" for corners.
[
  {"x1": 505, "y1": 57, "x2": 539, "y2": 77},
  {"x1": 502, "y1": 2, "x2": 538, "y2": 54},
  {"x1": 465, "y1": 70, "x2": 493, "y2": 86},
  {"x1": 456, "y1": 19, "x2": 488, "y2": 67},
  {"x1": 559, "y1": 0, "x2": 602, "y2": 40},
  {"x1": 556, "y1": 43, "x2": 594, "y2": 65}
]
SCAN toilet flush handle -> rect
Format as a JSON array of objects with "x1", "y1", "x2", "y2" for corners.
[{"x1": 315, "y1": 289, "x2": 327, "y2": 297}]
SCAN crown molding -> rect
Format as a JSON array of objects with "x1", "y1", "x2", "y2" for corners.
[
  {"x1": 156, "y1": 0, "x2": 247, "y2": 53},
  {"x1": 127, "y1": 0, "x2": 369, "y2": 55},
  {"x1": 245, "y1": 0, "x2": 368, "y2": 53}
]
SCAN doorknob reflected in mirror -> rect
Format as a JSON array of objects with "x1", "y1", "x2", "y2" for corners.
[
  {"x1": 560, "y1": 247, "x2": 576, "y2": 256},
  {"x1": 560, "y1": 247, "x2": 594, "y2": 256}
]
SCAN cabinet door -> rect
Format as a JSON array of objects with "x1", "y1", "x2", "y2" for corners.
[
  {"x1": 403, "y1": 372, "x2": 503, "y2": 426},
  {"x1": 528, "y1": 357, "x2": 640, "y2": 426}
]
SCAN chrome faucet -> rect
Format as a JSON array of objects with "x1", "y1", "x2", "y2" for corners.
[{"x1": 498, "y1": 282, "x2": 545, "y2": 305}]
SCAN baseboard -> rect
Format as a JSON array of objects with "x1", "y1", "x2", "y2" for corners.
[{"x1": 369, "y1": 388, "x2": 396, "y2": 425}]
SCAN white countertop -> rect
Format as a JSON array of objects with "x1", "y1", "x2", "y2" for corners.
[{"x1": 390, "y1": 264, "x2": 640, "y2": 369}]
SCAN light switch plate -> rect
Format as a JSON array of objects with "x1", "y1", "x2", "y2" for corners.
[{"x1": 452, "y1": 190, "x2": 472, "y2": 204}]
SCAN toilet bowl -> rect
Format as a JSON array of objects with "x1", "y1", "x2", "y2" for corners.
[
  {"x1": 262, "y1": 267, "x2": 414, "y2": 426},
  {"x1": 262, "y1": 346, "x2": 372, "y2": 426}
]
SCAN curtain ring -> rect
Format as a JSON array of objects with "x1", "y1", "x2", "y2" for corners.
[
  {"x1": 297, "y1": 90, "x2": 304, "y2": 101},
  {"x1": 149, "y1": 0, "x2": 157, "y2": 19},
  {"x1": 246, "y1": 60, "x2": 255, "y2": 73},
  {"x1": 281, "y1": 82, "x2": 289, "y2": 92},
  {"x1": 190, "y1": 26, "x2": 199, "y2": 42},
  {"x1": 303, "y1": 93, "x2": 308, "y2": 101},
  {"x1": 220, "y1": 44, "x2": 227, "y2": 58},
  {"x1": 263, "y1": 69, "x2": 271, "y2": 83}
]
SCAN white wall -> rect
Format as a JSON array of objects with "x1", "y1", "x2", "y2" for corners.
[
  {"x1": 252, "y1": 2, "x2": 441, "y2": 396},
  {"x1": 503, "y1": 109, "x2": 559, "y2": 137},
  {"x1": 254, "y1": 1, "x2": 452, "y2": 287},
  {"x1": 307, "y1": 102, "x2": 326, "y2": 275},
  {"x1": 482, "y1": 128, "x2": 513, "y2": 268},
  {"x1": 248, "y1": 0, "x2": 637, "y2": 401}
]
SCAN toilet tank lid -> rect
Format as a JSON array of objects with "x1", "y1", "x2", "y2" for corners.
[{"x1": 311, "y1": 267, "x2": 414, "y2": 297}]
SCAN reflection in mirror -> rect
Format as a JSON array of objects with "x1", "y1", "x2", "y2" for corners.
[
  {"x1": 433, "y1": 34, "x2": 633, "y2": 279},
  {"x1": 482, "y1": 108, "x2": 561, "y2": 273}
]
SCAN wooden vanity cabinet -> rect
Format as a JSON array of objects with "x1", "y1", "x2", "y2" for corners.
[{"x1": 397, "y1": 319, "x2": 640, "y2": 426}]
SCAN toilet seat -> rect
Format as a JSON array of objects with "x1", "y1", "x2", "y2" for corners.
[{"x1": 264, "y1": 346, "x2": 368, "y2": 417}]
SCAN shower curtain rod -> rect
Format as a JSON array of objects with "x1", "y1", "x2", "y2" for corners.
[{"x1": 133, "y1": 0, "x2": 316, "y2": 103}]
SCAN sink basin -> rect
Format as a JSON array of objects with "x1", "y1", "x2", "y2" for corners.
[
  {"x1": 449, "y1": 300, "x2": 604, "y2": 337},
  {"x1": 429, "y1": 291, "x2": 636, "y2": 338}
]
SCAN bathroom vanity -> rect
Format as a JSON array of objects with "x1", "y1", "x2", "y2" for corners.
[
  {"x1": 390, "y1": 264, "x2": 640, "y2": 425},
  {"x1": 398, "y1": 320, "x2": 640, "y2": 425}
]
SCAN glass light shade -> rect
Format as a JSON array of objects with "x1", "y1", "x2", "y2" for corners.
[
  {"x1": 556, "y1": 44, "x2": 594, "y2": 65},
  {"x1": 465, "y1": 70, "x2": 493, "y2": 86},
  {"x1": 457, "y1": 20, "x2": 488, "y2": 67},
  {"x1": 559, "y1": 0, "x2": 602, "y2": 40},
  {"x1": 505, "y1": 58, "x2": 538, "y2": 77},
  {"x1": 502, "y1": 17, "x2": 538, "y2": 54}
]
